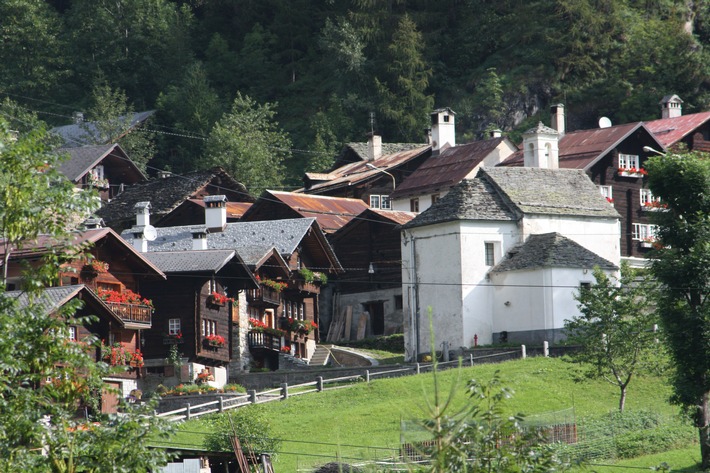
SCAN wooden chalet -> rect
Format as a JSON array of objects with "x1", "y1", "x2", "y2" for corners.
[
  {"x1": 120, "y1": 196, "x2": 343, "y2": 373},
  {"x1": 96, "y1": 167, "x2": 253, "y2": 232},
  {"x1": 301, "y1": 134, "x2": 431, "y2": 212},
  {"x1": 501, "y1": 104, "x2": 668, "y2": 265},
  {"x1": 140, "y1": 249, "x2": 258, "y2": 380},
  {"x1": 1, "y1": 227, "x2": 167, "y2": 412},
  {"x1": 645, "y1": 94, "x2": 710, "y2": 153},
  {"x1": 57, "y1": 144, "x2": 146, "y2": 201}
]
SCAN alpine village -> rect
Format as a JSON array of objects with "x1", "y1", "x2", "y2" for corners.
[{"x1": 5, "y1": 1, "x2": 710, "y2": 472}]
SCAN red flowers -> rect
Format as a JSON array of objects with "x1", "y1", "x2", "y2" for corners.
[
  {"x1": 205, "y1": 334, "x2": 226, "y2": 347},
  {"x1": 280, "y1": 346, "x2": 291, "y2": 353},
  {"x1": 97, "y1": 288, "x2": 154, "y2": 311},
  {"x1": 255, "y1": 275, "x2": 288, "y2": 292},
  {"x1": 209, "y1": 292, "x2": 234, "y2": 305}
]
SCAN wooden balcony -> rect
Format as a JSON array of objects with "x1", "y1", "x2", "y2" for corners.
[
  {"x1": 246, "y1": 286, "x2": 281, "y2": 307},
  {"x1": 248, "y1": 331, "x2": 282, "y2": 352},
  {"x1": 105, "y1": 302, "x2": 152, "y2": 328}
]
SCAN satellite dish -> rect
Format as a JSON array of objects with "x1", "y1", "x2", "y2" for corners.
[
  {"x1": 598, "y1": 117, "x2": 612, "y2": 128},
  {"x1": 143, "y1": 224, "x2": 157, "y2": 241}
]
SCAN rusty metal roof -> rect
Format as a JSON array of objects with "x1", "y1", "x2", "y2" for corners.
[
  {"x1": 304, "y1": 145, "x2": 431, "y2": 194},
  {"x1": 645, "y1": 111, "x2": 710, "y2": 148},
  {"x1": 391, "y1": 137, "x2": 512, "y2": 198},
  {"x1": 262, "y1": 191, "x2": 370, "y2": 232},
  {"x1": 501, "y1": 122, "x2": 653, "y2": 169},
  {"x1": 367, "y1": 208, "x2": 417, "y2": 225}
]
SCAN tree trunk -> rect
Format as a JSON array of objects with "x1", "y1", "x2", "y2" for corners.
[
  {"x1": 619, "y1": 385, "x2": 627, "y2": 412},
  {"x1": 700, "y1": 392, "x2": 710, "y2": 469}
]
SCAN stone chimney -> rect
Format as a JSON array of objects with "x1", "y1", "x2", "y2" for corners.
[
  {"x1": 82, "y1": 217, "x2": 105, "y2": 230},
  {"x1": 134, "y1": 201, "x2": 151, "y2": 227},
  {"x1": 367, "y1": 133, "x2": 382, "y2": 161},
  {"x1": 522, "y1": 122, "x2": 559, "y2": 169},
  {"x1": 73, "y1": 112, "x2": 84, "y2": 124},
  {"x1": 191, "y1": 226, "x2": 209, "y2": 250},
  {"x1": 550, "y1": 104, "x2": 565, "y2": 135},
  {"x1": 489, "y1": 129, "x2": 502, "y2": 139},
  {"x1": 204, "y1": 195, "x2": 227, "y2": 231},
  {"x1": 660, "y1": 95, "x2": 683, "y2": 119},
  {"x1": 430, "y1": 108, "x2": 456, "y2": 155}
]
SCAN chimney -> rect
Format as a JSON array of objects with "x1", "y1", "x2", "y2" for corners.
[
  {"x1": 129, "y1": 226, "x2": 148, "y2": 253},
  {"x1": 550, "y1": 103, "x2": 565, "y2": 135},
  {"x1": 489, "y1": 129, "x2": 502, "y2": 139},
  {"x1": 522, "y1": 122, "x2": 559, "y2": 169},
  {"x1": 367, "y1": 133, "x2": 382, "y2": 161},
  {"x1": 660, "y1": 95, "x2": 683, "y2": 119},
  {"x1": 82, "y1": 217, "x2": 105, "y2": 229},
  {"x1": 73, "y1": 112, "x2": 84, "y2": 124},
  {"x1": 191, "y1": 226, "x2": 209, "y2": 250},
  {"x1": 204, "y1": 195, "x2": 227, "y2": 231},
  {"x1": 430, "y1": 108, "x2": 456, "y2": 155},
  {"x1": 134, "y1": 201, "x2": 151, "y2": 227}
]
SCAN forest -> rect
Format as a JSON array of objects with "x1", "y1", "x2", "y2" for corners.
[{"x1": 2, "y1": 0, "x2": 710, "y2": 194}]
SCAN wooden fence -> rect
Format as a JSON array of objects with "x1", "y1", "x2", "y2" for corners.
[{"x1": 156, "y1": 349, "x2": 523, "y2": 422}]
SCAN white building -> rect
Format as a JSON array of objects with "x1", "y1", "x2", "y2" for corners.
[{"x1": 400, "y1": 167, "x2": 620, "y2": 360}]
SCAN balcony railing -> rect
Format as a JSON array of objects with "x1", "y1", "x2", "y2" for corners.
[
  {"x1": 105, "y1": 302, "x2": 152, "y2": 326},
  {"x1": 248, "y1": 331, "x2": 282, "y2": 352},
  {"x1": 246, "y1": 286, "x2": 281, "y2": 306}
]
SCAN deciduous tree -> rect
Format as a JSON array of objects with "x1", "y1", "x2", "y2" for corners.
[
  {"x1": 564, "y1": 264, "x2": 660, "y2": 412},
  {"x1": 645, "y1": 150, "x2": 710, "y2": 469}
]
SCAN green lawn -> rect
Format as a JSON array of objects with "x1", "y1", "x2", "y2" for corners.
[{"x1": 163, "y1": 357, "x2": 696, "y2": 472}]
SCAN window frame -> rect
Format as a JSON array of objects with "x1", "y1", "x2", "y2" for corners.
[
  {"x1": 484, "y1": 242, "x2": 496, "y2": 266},
  {"x1": 619, "y1": 153, "x2": 640, "y2": 170},
  {"x1": 168, "y1": 318, "x2": 181, "y2": 336},
  {"x1": 410, "y1": 198, "x2": 419, "y2": 212},
  {"x1": 632, "y1": 223, "x2": 658, "y2": 241}
]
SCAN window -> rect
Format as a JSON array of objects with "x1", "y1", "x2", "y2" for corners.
[
  {"x1": 639, "y1": 188, "x2": 663, "y2": 209},
  {"x1": 394, "y1": 295, "x2": 403, "y2": 310},
  {"x1": 598, "y1": 185, "x2": 613, "y2": 201},
  {"x1": 431, "y1": 194, "x2": 440, "y2": 205},
  {"x1": 168, "y1": 319, "x2": 181, "y2": 335},
  {"x1": 484, "y1": 242, "x2": 496, "y2": 266},
  {"x1": 410, "y1": 198, "x2": 419, "y2": 212},
  {"x1": 208, "y1": 279, "x2": 217, "y2": 293},
  {"x1": 68, "y1": 326, "x2": 77, "y2": 341},
  {"x1": 202, "y1": 319, "x2": 217, "y2": 336},
  {"x1": 632, "y1": 223, "x2": 658, "y2": 241},
  {"x1": 619, "y1": 153, "x2": 640, "y2": 170},
  {"x1": 369, "y1": 195, "x2": 391, "y2": 210},
  {"x1": 91, "y1": 165, "x2": 104, "y2": 180}
]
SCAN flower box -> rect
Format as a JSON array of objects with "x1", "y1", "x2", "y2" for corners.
[
  {"x1": 640, "y1": 241, "x2": 653, "y2": 248},
  {"x1": 617, "y1": 167, "x2": 647, "y2": 178},
  {"x1": 205, "y1": 334, "x2": 226, "y2": 348},
  {"x1": 207, "y1": 292, "x2": 232, "y2": 307}
]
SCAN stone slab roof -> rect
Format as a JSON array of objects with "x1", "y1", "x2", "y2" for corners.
[
  {"x1": 50, "y1": 111, "x2": 155, "y2": 148},
  {"x1": 96, "y1": 167, "x2": 251, "y2": 228},
  {"x1": 5, "y1": 285, "x2": 84, "y2": 314},
  {"x1": 402, "y1": 177, "x2": 517, "y2": 229},
  {"x1": 482, "y1": 167, "x2": 620, "y2": 218},
  {"x1": 404, "y1": 167, "x2": 618, "y2": 229},
  {"x1": 143, "y1": 249, "x2": 238, "y2": 273},
  {"x1": 492, "y1": 232, "x2": 617, "y2": 272}
]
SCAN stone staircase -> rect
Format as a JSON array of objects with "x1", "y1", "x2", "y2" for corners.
[{"x1": 308, "y1": 344, "x2": 331, "y2": 366}]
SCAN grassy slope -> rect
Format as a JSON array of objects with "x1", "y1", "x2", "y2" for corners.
[{"x1": 166, "y1": 357, "x2": 692, "y2": 471}]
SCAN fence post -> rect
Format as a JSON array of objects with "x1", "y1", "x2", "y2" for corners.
[
  {"x1": 281, "y1": 382, "x2": 289, "y2": 400},
  {"x1": 185, "y1": 403, "x2": 191, "y2": 421},
  {"x1": 249, "y1": 389, "x2": 257, "y2": 404},
  {"x1": 521, "y1": 345, "x2": 527, "y2": 359},
  {"x1": 365, "y1": 370, "x2": 370, "y2": 383},
  {"x1": 317, "y1": 376, "x2": 323, "y2": 392},
  {"x1": 543, "y1": 341, "x2": 549, "y2": 357},
  {"x1": 470, "y1": 353, "x2": 474, "y2": 366},
  {"x1": 416, "y1": 363, "x2": 420, "y2": 374},
  {"x1": 218, "y1": 396, "x2": 224, "y2": 413}
]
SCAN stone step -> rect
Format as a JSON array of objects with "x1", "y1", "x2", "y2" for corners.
[{"x1": 308, "y1": 344, "x2": 331, "y2": 366}]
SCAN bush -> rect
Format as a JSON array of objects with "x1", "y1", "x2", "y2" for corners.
[
  {"x1": 615, "y1": 425, "x2": 695, "y2": 459},
  {"x1": 203, "y1": 405, "x2": 280, "y2": 456}
]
